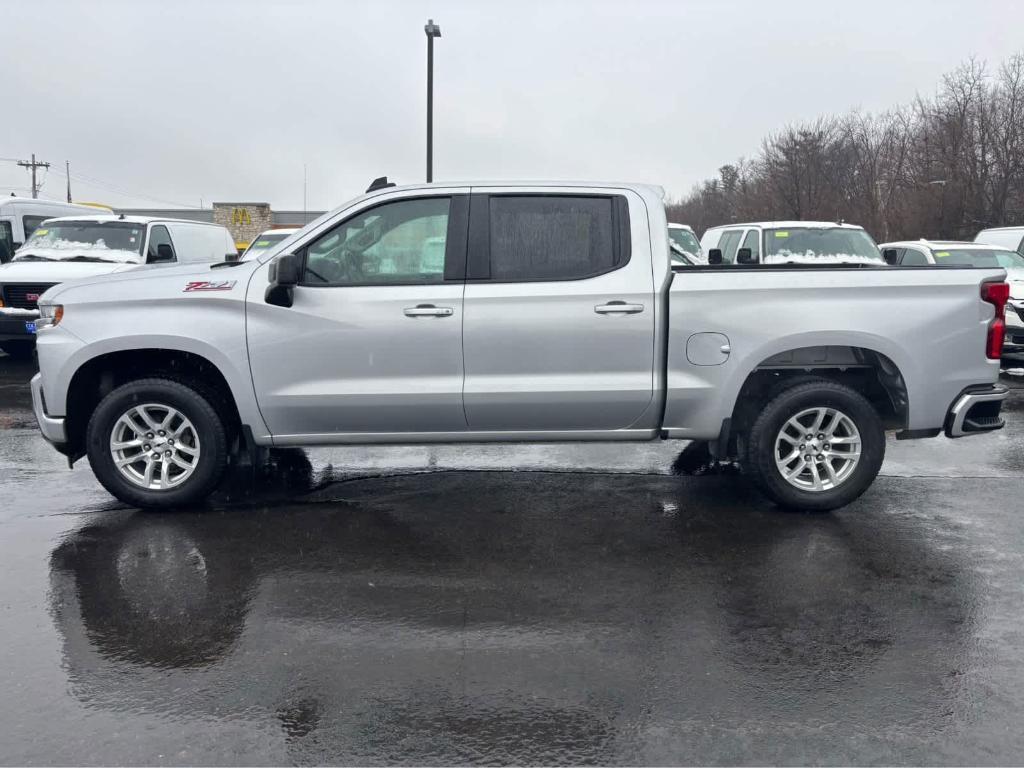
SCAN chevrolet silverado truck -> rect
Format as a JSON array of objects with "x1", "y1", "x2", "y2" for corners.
[{"x1": 29, "y1": 180, "x2": 1010, "y2": 511}]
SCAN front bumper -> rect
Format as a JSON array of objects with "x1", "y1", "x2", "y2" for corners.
[
  {"x1": 1005, "y1": 303, "x2": 1024, "y2": 350},
  {"x1": 944, "y1": 385, "x2": 1008, "y2": 438},
  {"x1": 0, "y1": 313, "x2": 38, "y2": 342},
  {"x1": 31, "y1": 373, "x2": 67, "y2": 446}
]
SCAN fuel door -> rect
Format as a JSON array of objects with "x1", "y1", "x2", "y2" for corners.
[{"x1": 686, "y1": 332, "x2": 731, "y2": 366}]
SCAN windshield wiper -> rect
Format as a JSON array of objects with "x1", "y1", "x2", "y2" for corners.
[{"x1": 13, "y1": 255, "x2": 55, "y2": 262}]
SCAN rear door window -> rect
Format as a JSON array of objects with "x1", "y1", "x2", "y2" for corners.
[{"x1": 479, "y1": 195, "x2": 629, "y2": 281}]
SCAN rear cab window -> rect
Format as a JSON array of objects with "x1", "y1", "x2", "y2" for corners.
[{"x1": 469, "y1": 194, "x2": 630, "y2": 281}]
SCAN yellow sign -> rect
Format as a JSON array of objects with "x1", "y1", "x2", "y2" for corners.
[{"x1": 232, "y1": 208, "x2": 252, "y2": 226}]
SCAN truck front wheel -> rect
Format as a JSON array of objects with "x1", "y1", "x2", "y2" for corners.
[
  {"x1": 86, "y1": 378, "x2": 228, "y2": 509},
  {"x1": 742, "y1": 379, "x2": 885, "y2": 512}
]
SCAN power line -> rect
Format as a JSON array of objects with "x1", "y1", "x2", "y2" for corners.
[{"x1": 48, "y1": 166, "x2": 193, "y2": 208}]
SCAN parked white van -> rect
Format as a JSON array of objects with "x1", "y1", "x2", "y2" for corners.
[
  {"x1": 975, "y1": 226, "x2": 1024, "y2": 255},
  {"x1": 0, "y1": 197, "x2": 112, "y2": 264},
  {"x1": 700, "y1": 221, "x2": 885, "y2": 265},
  {"x1": 0, "y1": 215, "x2": 235, "y2": 358}
]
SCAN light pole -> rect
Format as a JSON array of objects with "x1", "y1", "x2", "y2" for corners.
[{"x1": 424, "y1": 18, "x2": 441, "y2": 183}]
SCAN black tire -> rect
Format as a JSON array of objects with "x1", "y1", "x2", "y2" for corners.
[
  {"x1": 742, "y1": 378, "x2": 885, "y2": 512},
  {"x1": 1, "y1": 340, "x2": 35, "y2": 360},
  {"x1": 86, "y1": 378, "x2": 228, "y2": 509}
]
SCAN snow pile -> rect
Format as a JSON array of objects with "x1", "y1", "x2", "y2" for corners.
[
  {"x1": 764, "y1": 252, "x2": 883, "y2": 265},
  {"x1": 14, "y1": 239, "x2": 142, "y2": 263}
]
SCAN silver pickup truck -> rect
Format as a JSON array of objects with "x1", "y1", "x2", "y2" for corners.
[{"x1": 29, "y1": 181, "x2": 1009, "y2": 512}]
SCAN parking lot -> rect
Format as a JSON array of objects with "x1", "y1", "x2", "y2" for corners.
[{"x1": 1, "y1": 353, "x2": 1024, "y2": 765}]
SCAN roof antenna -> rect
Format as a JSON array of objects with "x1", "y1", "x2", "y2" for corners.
[{"x1": 366, "y1": 176, "x2": 396, "y2": 193}]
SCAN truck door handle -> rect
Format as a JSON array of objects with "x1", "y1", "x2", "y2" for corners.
[
  {"x1": 404, "y1": 304, "x2": 454, "y2": 317},
  {"x1": 594, "y1": 301, "x2": 644, "y2": 315}
]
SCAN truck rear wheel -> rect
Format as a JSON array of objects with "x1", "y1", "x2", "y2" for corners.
[
  {"x1": 86, "y1": 378, "x2": 228, "y2": 509},
  {"x1": 742, "y1": 379, "x2": 885, "y2": 512}
]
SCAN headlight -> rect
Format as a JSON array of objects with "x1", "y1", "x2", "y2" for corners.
[{"x1": 36, "y1": 303, "x2": 64, "y2": 329}]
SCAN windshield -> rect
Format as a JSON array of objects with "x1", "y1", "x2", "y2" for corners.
[
  {"x1": 764, "y1": 227, "x2": 883, "y2": 263},
  {"x1": 669, "y1": 242, "x2": 695, "y2": 265},
  {"x1": 931, "y1": 248, "x2": 1024, "y2": 269},
  {"x1": 16, "y1": 221, "x2": 145, "y2": 263},
  {"x1": 669, "y1": 227, "x2": 701, "y2": 255},
  {"x1": 241, "y1": 231, "x2": 294, "y2": 260}
]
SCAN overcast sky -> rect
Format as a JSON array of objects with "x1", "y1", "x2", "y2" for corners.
[{"x1": 3, "y1": 0, "x2": 1023, "y2": 210}]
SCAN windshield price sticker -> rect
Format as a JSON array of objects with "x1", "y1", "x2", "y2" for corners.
[{"x1": 774, "y1": 231, "x2": 789, "y2": 238}]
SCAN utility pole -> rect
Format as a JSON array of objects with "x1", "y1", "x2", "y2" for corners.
[
  {"x1": 66, "y1": 160, "x2": 72, "y2": 202},
  {"x1": 424, "y1": 19, "x2": 441, "y2": 183},
  {"x1": 17, "y1": 154, "x2": 50, "y2": 199}
]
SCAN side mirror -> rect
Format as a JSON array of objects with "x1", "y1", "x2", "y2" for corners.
[
  {"x1": 151, "y1": 243, "x2": 175, "y2": 263},
  {"x1": 265, "y1": 253, "x2": 300, "y2": 307},
  {"x1": 225, "y1": 252, "x2": 240, "y2": 263},
  {"x1": 736, "y1": 247, "x2": 756, "y2": 265},
  {"x1": 882, "y1": 248, "x2": 899, "y2": 265},
  {"x1": 708, "y1": 248, "x2": 723, "y2": 265}
]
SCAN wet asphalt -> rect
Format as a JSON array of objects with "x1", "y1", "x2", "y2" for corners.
[{"x1": 2, "y1": 355, "x2": 1024, "y2": 766}]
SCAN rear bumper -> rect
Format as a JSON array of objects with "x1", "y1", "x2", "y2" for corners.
[
  {"x1": 944, "y1": 384, "x2": 1008, "y2": 438},
  {"x1": 30, "y1": 373, "x2": 67, "y2": 446}
]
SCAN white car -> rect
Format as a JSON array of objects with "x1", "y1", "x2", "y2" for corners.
[
  {"x1": 0, "y1": 215, "x2": 235, "y2": 358},
  {"x1": 701, "y1": 221, "x2": 885, "y2": 265},
  {"x1": 239, "y1": 228, "x2": 301, "y2": 260},
  {"x1": 975, "y1": 226, "x2": 1024, "y2": 255},
  {"x1": 0, "y1": 197, "x2": 111, "y2": 264},
  {"x1": 880, "y1": 239, "x2": 1024, "y2": 354},
  {"x1": 667, "y1": 223, "x2": 704, "y2": 263}
]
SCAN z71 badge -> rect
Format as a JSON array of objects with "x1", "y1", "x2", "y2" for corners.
[{"x1": 183, "y1": 280, "x2": 237, "y2": 292}]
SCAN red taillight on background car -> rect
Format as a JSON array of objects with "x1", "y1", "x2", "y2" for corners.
[{"x1": 982, "y1": 280, "x2": 1010, "y2": 360}]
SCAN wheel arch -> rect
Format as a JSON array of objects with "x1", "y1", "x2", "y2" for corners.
[
  {"x1": 721, "y1": 340, "x2": 911, "y2": 456},
  {"x1": 62, "y1": 343, "x2": 260, "y2": 460}
]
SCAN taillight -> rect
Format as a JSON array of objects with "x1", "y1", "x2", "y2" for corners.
[{"x1": 982, "y1": 280, "x2": 1009, "y2": 360}]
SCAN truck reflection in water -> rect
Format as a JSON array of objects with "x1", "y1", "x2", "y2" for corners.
[{"x1": 48, "y1": 465, "x2": 981, "y2": 764}]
